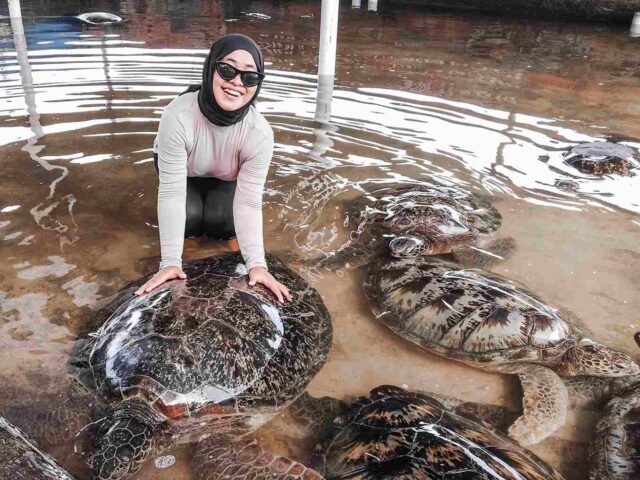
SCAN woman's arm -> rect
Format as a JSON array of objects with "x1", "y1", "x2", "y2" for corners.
[
  {"x1": 235, "y1": 129, "x2": 291, "y2": 303},
  {"x1": 234, "y1": 131, "x2": 273, "y2": 271},
  {"x1": 156, "y1": 112, "x2": 189, "y2": 270},
  {"x1": 135, "y1": 110, "x2": 188, "y2": 295}
]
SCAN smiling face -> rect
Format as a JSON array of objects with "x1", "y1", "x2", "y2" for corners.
[{"x1": 212, "y1": 49, "x2": 259, "y2": 112}]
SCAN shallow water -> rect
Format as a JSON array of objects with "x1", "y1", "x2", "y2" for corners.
[{"x1": 0, "y1": 0, "x2": 639, "y2": 478}]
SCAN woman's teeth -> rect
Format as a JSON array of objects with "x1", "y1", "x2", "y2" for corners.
[{"x1": 223, "y1": 88, "x2": 241, "y2": 98}]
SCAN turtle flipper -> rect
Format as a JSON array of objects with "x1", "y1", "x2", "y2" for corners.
[
  {"x1": 420, "y1": 391, "x2": 518, "y2": 434},
  {"x1": 450, "y1": 236, "x2": 516, "y2": 268},
  {"x1": 499, "y1": 364, "x2": 568, "y2": 446},
  {"x1": 193, "y1": 437, "x2": 323, "y2": 480}
]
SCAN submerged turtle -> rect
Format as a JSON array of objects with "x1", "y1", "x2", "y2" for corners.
[
  {"x1": 64, "y1": 253, "x2": 332, "y2": 480},
  {"x1": 76, "y1": 12, "x2": 126, "y2": 26},
  {"x1": 0, "y1": 416, "x2": 76, "y2": 480},
  {"x1": 317, "y1": 183, "x2": 513, "y2": 270},
  {"x1": 563, "y1": 335, "x2": 640, "y2": 480},
  {"x1": 564, "y1": 374, "x2": 640, "y2": 480},
  {"x1": 364, "y1": 256, "x2": 639, "y2": 445},
  {"x1": 563, "y1": 142, "x2": 639, "y2": 176},
  {"x1": 193, "y1": 385, "x2": 564, "y2": 479}
]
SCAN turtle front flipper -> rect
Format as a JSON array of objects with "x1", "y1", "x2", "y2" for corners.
[
  {"x1": 193, "y1": 437, "x2": 323, "y2": 480},
  {"x1": 499, "y1": 364, "x2": 568, "y2": 446},
  {"x1": 449, "y1": 236, "x2": 516, "y2": 268}
]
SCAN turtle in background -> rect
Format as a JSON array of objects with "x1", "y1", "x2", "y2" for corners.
[
  {"x1": 563, "y1": 142, "x2": 639, "y2": 176},
  {"x1": 194, "y1": 385, "x2": 564, "y2": 480},
  {"x1": 0, "y1": 415, "x2": 76, "y2": 480},
  {"x1": 18, "y1": 253, "x2": 332, "y2": 480},
  {"x1": 76, "y1": 12, "x2": 126, "y2": 26},
  {"x1": 364, "y1": 256, "x2": 639, "y2": 446},
  {"x1": 315, "y1": 182, "x2": 514, "y2": 271}
]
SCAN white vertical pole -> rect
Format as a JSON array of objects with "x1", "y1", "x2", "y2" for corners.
[
  {"x1": 631, "y1": 12, "x2": 640, "y2": 37},
  {"x1": 352, "y1": 0, "x2": 362, "y2": 8},
  {"x1": 8, "y1": 0, "x2": 23, "y2": 24},
  {"x1": 318, "y1": 0, "x2": 339, "y2": 77},
  {"x1": 312, "y1": 0, "x2": 340, "y2": 162},
  {"x1": 9, "y1": 0, "x2": 68, "y2": 202},
  {"x1": 368, "y1": 0, "x2": 379, "y2": 12}
]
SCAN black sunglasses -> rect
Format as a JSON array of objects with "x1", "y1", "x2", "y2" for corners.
[{"x1": 215, "y1": 61, "x2": 265, "y2": 88}]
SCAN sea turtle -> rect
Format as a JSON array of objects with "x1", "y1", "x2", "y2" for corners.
[
  {"x1": 564, "y1": 374, "x2": 640, "y2": 480},
  {"x1": 562, "y1": 334, "x2": 640, "y2": 480},
  {"x1": 193, "y1": 385, "x2": 564, "y2": 479},
  {"x1": 0, "y1": 415, "x2": 76, "y2": 480},
  {"x1": 62, "y1": 253, "x2": 332, "y2": 480},
  {"x1": 363, "y1": 256, "x2": 639, "y2": 446},
  {"x1": 563, "y1": 142, "x2": 639, "y2": 176},
  {"x1": 76, "y1": 12, "x2": 126, "y2": 26},
  {"x1": 316, "y1": 182, "x2": 513, "y2": 270}
]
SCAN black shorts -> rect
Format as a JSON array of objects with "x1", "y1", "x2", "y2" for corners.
[{"x1": 154, "y1": 153, "x2": 236, "y2": 240}]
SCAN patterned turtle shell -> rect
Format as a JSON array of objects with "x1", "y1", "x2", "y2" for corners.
[
  {"x1": 346, "y1": 184, "x2": 502, "y2": 253},
  {"x1": 589, "y1": 386, "x2": 640, "y2": 480},
  {"x1": 321, "y1": 385, "x2": 564, "y2": 479},
  {"x1": 563, "y1": 142, "x2": 639, "y2": 176},
  {"x1": 69, "y1": 253, "x2": 332, "y2": 423},
  {"x1": 364, "y1": 256, "x2": 575, "y2": 367}
]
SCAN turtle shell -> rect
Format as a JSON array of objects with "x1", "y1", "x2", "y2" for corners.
[
  {"x1": 589, "y1": 387, "x2": 640, "y2": 480},
  {"x1": 563, "y1": 142, "x2": 639, "y2": 176},
  {"x1": 347, "y1": 184, "x2": 502, "y2": 252},
  {"x1": 322, "y1": 385, "x2": 563, "y2": 479},
  {"x1": 69, "y1": 254, "x2": 332, "y2": 422},
  {"x1": 364, "y1": 256, "x2": 575, "y2": 368}
]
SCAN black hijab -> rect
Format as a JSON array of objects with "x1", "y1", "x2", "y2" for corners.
[{"x1": 184, "y1": 34, "x2": 265, "y2": 127}]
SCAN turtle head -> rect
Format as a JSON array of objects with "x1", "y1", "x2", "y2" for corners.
[
  {"x1": 559, "y1": 338, "x2": 640, "y2": 377},
  {"x1": 389, "y1": 235, "x2": 434, "y2": 257},
  {"x1": 90, "y1": 403, "x2": 158, "y2": 480}
]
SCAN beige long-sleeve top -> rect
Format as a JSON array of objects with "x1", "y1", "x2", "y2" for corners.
[{"x1": 153, "y1": 91, "x2": 273, "y2": 271}]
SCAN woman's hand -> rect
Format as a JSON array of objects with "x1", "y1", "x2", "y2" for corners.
[
  {"x1": 249, "y1": 266, "x2": 292, "y2": 304},
  {"x1": 135, "y1": 266, "x2": 186, "y2": 295}
]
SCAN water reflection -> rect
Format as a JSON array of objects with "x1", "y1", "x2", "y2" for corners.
[{"x1": 0, "y1": 2, "x2": 639, "y2": 479}]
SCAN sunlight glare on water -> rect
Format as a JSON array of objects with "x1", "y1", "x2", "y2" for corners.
[{"x1": 0, "y1": 1, "x2": 639, "y2": 479}]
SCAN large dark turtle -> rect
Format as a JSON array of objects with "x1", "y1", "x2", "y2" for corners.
[
  {"x1": 563, "y1": 142, "x2": 639, "y2": 176},
  {"x1": 65, "y1": 253, "x2": 332, "y2": 480},
  {"x1": 0, "y1": 415, "x2": 76, "y2": 480},
  {"x1": 364, "y1": 256, "x2": 639, "y2": 445},
  {"x1": 316, "y1": 182, "x2": 512, "y2": 270},
  {"x1": 194, "y1": 385, "x2": 565, "y2": 479}
]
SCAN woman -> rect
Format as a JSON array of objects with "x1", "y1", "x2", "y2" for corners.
[{"x1": 135, "y1": 34, "x2": 291, "y2": 303}]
